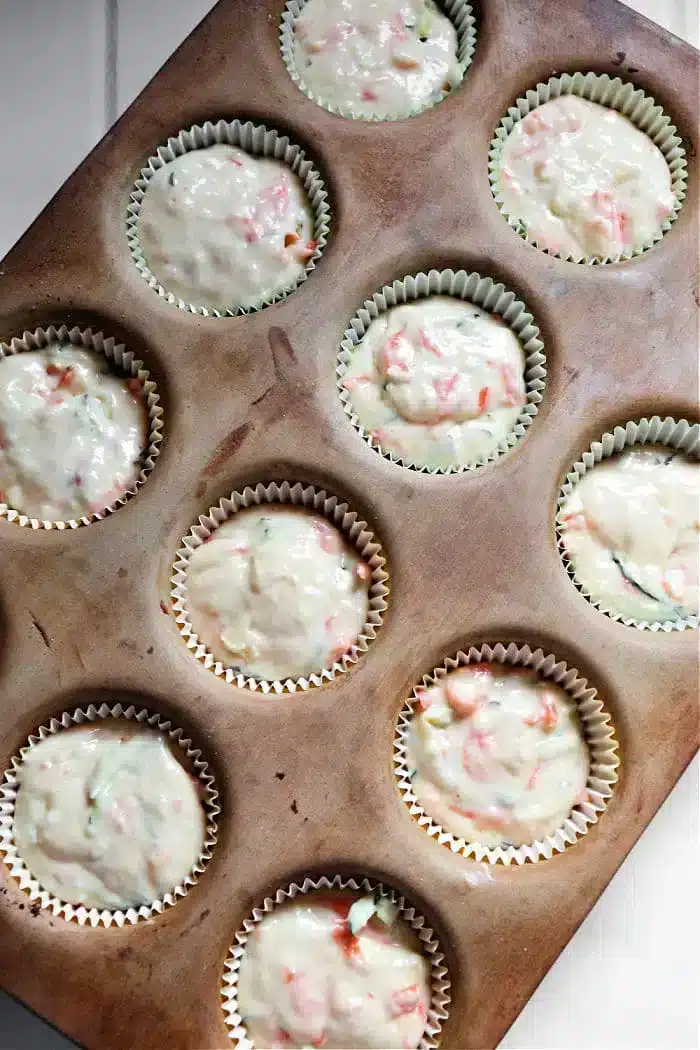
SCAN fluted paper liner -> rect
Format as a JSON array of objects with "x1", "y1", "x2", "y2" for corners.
[
  {"x1": 337, "y1": 268, "x2": 547, "y2": 473},
  {"x1": 556, "y1": 416, "x2": 700, "y2": 631},
  {"x1": 127, "y1": 119, "x2": 331, "y2": 316},
  {"x1": 171, "y1": 481, "x2": 389, "y2": 693},
  {"x1": 394, "y1": 643, "x2": 619, "y2": 865},
  {"x1": 488, "y1": 72, "x2": 687, "y2": 264},
  {"x1": 0, "y1": 703, "x2": 220, "y2": 928},
  {"x1": 280, "y1": 0, "x2": 476, "y2": 122},
  {"x1": 0, "y1": 325, "x2": 163, "y2": 531},
  {"x1": 221, "y1": 873, "x2": 451, "y2": 1049}
]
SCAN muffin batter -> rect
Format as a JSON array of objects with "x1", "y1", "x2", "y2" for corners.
[
  {"x1": 187, "y1": 507, "x2": 371, "y2": 680},
  {"x1": 13, "y1": 724, "x2": 205, "y2": 910},
  {"x1": 138, "y1": 144, "x2": 315, "y2": 310},
  {"x1": 342, "y1": 297, "x2": 527, "y2": 469},
  {"x1": 237, "y1": 893, "x2": 431, "y2": 1049},
  {"x1": 498, "y1": 95, "x2": 676, "y2": 259},
  {"x1": 0, "y1": 345, "x2": 147, "y2": 521},
  {"x1": 560, "y1": 446, "x2": 699, "y2": 622},
  {"x1": 406, "y1": 665, "x2": 589, "y2": 847},
  {"x1": 292, "y1": 0, "x2": 462, "y2": 119}
]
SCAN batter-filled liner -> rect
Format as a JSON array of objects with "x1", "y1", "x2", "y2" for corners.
[
  {"x1": 556, "y1": 416, "x2": 700, "y2": 631},
  {"x1": 171, "y1": 481, "x2": 389, "y2": 694},
  {"x1": 0, "y1": 325, "x2": 163, "y2": 531},
  {"x1": 488, "y1": 72, "x2": 687, "y2": 264},
  {"x1": 0, "y1": 702, "x2": 220, "y2": 928},
  {"x1": 394, "y1": 642, "x2": 619, "y2": 864},
  {"x1": 221, "y1": 873, "x2": 450, "y2": 1049}
]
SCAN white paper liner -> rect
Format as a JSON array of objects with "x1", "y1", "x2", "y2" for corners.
[
  {"x1": 488, "y1": 72, "x2": 688, "y2": 264},
  {"x1": 171, "y1": 481, "x2": 389, "y2": 694},
  {"x1": 556, "y1": 416, "x2": 700, "y2": 631},
  {"x1": 394, "y1": 642, "x2": 620, "y2": 865},
  {"x1": 336, "y1": 268, "x2": 547, "y2": 473},
  {"x1": 126, "y1": 119, "x2": 331, "y2": 316},
  {"x1": 221, "y1": 873, "x2": 451, "y2": 1049},
  {"x1": 280, "y1": 0, "x2": 476, "y2": 122},
  {"x1": 0, "y1": 702, "x2": 220, "y2": 928},
  {"x1": 0, "y1": 325, "x2": 163, "y2": 531}
]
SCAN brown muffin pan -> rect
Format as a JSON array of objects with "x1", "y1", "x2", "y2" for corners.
[{"x1": 0, "y1": 0, "x2": 697, "y2": 1047}]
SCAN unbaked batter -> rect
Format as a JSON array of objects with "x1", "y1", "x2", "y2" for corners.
[
  {"x1": 186, "y1": 507, "x2": 371, "y2": 680},
  {"x1": 0, "y1": 345, "x2": 147, "y2": 521},
  {"x1": 293, "y1": 0, "x2": 462, "y2": 119},
  {"x1": 13, "y1": 724, "x2": 205, "y2": 910},
  {"x1": 138, "y1": 144, "x2": 315, "y2": 310},
  {"x1": 342, "y1": 297, "x2": 527, "y2": 469},
  {"x1": 560, "y1": 446, "x2": 699, "y2": 622},
  {"x1": 406, "y1": 664, "x2": 589, "y2": 847},
  {"x1": 237, "y1": 893, "x2": 431, "y2": 1049},
  {"x1": 498, "y1": 96, "x2": 676, "y2": 259}
]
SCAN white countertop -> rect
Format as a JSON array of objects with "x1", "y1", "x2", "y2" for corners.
[{"x1": 0, "y1": 2, "x2": 697, "y2": 1048}]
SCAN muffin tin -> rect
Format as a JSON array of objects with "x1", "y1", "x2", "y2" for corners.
[{"x1": 0, "y1": 0, "x2": 696, "y2": 1047}]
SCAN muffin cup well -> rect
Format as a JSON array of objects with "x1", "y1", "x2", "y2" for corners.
[
  {"x1": 488, "y1": 72, "x2": 688, "y2": 264},
  {"x1": 221, "y1": 873, "x2": 451, "y2": 1049},
  {"x1": 171, "y1": 481, "x2": 389, "y2": 694},
  {"x1": 556, "y1": 416, "x2": 700, "y2": 631},
  {"x1": 0, "y1": 325, "x2": 163, "y2": 531},
  {"x1": 126, "y1": 119, "x2": 331, "y2": 316},
  {"x1": 0, "y1": 702, "x2": 220, "y2": 928},
  {"x1": 280, "y1": 0, "x2": 476, "y2": 122},
  {"x1": 336, "y1": 268, "x2": 547, "y2": 474},
  {"x1": 394, "y1": 642, "x2": 619, "y2": 865}
]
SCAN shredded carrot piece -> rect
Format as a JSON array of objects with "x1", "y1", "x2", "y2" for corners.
[
  {"x1": 526, "y1": 760, "x2": 541, "y2": 790},
  {"x1": 390, "y1": 984, "x2": 421, "y2": 1018},
  {"x1": 561, "y1": 512, "x2": 588, "y2": 532},
  {"x1": 418, "y1": 327, "x2": 442, "y2": 356},
  {"x1": 414, "y1": 693, "x2": 432, "y2": 713},
  {"x1": 330, "y1": 643, "x2": 349, "y2": 664},
  {"x1": 327, "y1": 897, "x2": 352, "y2": 920},
  {"x1": 433, "y1": 374, "x2": 459, "y2": 401},
  {"x1": 392, "y1": 54, "x2": 420, "y2": 70},
  {"x1": 355, "y1": 561, "x2": 371, "y2": 582},
  {"x1": 46, "y1": 364, "x2": 74, "y2": 389},
  {"x1": 524, "y1": 692, "x2": 558, "y2": 732},
  {"x1": 465, "y1": 663, "x2": 494, "y2": 679},
  {"x1": 284, "y1": 232, "x2": 300, "y2": 247},
  {"x1": 390, "y1": 11, "x2": 409, "y2": 40},
  {"x1": 499, "y1": 364, "x2": 523, "y2": 407},
  {"x1": 332, "y1": 922, "x2": 361, "y2": 958},
  {"x1": 445, "y1": 681, "x2": 478, "y2": 717},
  {"x1": 462, "y1": 728, "x2": 491, "y2": 780},
  {"x1": 477, "y1": 387, "x2": 489, "y2": 414},
  {"x1": 311, "y1": 517, "x2": 338, "y2": 554}
]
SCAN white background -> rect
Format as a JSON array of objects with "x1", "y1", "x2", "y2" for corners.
[{"x1": 0, "y1": 1, "x2": 697, "y2": 1048}]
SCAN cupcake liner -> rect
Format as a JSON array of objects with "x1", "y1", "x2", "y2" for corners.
[
  {"x1": 221, "y1": 873, "x2": 451, "y2": 1049},
  {"x1": 394, "y1": 642, "x2": 620, "y2": 865},
  {"x1": 336, "y1": 268, "x2": 547, "y2": 474},
  {"x1": 488, "y1": 72, "x2": 688, "y2": 264},
  {"x1": 171, "y1": 481, "x2": 389, "y2": 693},
  {"x1": 280, "y1": 0, "x2": 476, "y2": 122},
  {"x1": 0, "y1": 702, "x2": 220, "y2": 928},
  {"x1": 126, "y1": 119, "x2": 331, "y2": 316},
  {"x1": 0, "y1": 325, "x2": 163, "y2": 531},
  {"x1": 556, "y1": 416, "x2": 700, "y2": 631}
]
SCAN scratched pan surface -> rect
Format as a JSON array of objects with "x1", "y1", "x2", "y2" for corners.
[{"x1": 0, "y1": 0, "x2": 697, "y2": 1047}]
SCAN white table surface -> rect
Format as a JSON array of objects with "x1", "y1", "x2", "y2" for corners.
[{"x1": 0, "y1": 1, "x2": 697, "y2": 1047}]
